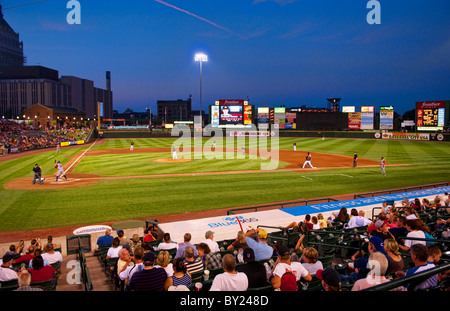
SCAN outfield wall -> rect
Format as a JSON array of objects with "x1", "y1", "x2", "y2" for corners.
[{"x1": 102, "y1": 130, "x2": 450, "y2": 141}]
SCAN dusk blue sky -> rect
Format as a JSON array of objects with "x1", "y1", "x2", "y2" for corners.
[{"x1": 3, "y1": 0, "x2": 450, "y2": 114}]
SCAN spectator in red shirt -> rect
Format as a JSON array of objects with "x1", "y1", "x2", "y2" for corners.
[
  {"x1": 27, "y1": 255, "x2": 55, "y2": 283},
  {"x1": 143, "y1": 229, "x2": 156, "y2": 242},
  {"x1": 13, "y1": 245, "x2": 35, "y2": 265}
]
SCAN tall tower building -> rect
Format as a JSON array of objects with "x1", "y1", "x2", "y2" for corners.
[{"x1": 0, "y1": 5, "x2": 25, "y2": 66}]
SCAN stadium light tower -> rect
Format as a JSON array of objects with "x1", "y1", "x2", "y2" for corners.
[{"x1": 195, "y1": 53, "x2": 208, "y2": 128}]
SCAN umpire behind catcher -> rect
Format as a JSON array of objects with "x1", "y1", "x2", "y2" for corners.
[{"x1": 32, "y1": 163, "x2": 43, "y2": 185}]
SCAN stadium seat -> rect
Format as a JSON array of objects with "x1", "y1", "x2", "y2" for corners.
[
  {"x1": 247, "y1": 284, "x2": 273, "y2": 291},
  {"x1": 31, "y1": 279, "x2": 55, "y2": 291},
  {"x1": 319, "y1": 255, "x2": 334, "y2": 269},
  {"x1": 304, "y1": 276, "x2": 322, "y2": 292},
  {"x1": 105, "y1": 257, "x2": 119, "y2": 277},
  {"x1": 0, "y1": 279, "x2": 19, "y2": 291},
  {"x1": 50, "y1": 261, "x2": 62, "y2": 279}
]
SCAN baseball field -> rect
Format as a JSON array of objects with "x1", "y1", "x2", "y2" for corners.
[{"x1": 0, "y1": 136, "x2": 449, "y2": 233}]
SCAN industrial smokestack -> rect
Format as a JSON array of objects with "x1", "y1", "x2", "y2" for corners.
[{"x1": 106, "y1": 71, "x2": 111, "y2": 91}]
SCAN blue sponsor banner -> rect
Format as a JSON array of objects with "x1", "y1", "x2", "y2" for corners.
[{"x1": 282, "y1": 186, "x2": 450, "y2": 217}]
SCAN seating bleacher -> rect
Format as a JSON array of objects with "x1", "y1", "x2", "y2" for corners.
[{"x1": 94, "y1": 208, "x2": 450, "y2": 292}]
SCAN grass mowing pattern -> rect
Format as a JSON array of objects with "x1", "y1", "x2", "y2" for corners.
[{"x1": 0, "y1": 137, "x2": 448, "y2": 231}]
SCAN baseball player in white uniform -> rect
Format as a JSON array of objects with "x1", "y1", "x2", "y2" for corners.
[
  {"x1": 172, "y1": 146, "x2": 177, "y2": 160},
  {"x1": 55, "y1": 161, "x2": 67, "y2": 182},
  {"x1": 380, "y1": 157, "x2": 386, "y2": 175}
]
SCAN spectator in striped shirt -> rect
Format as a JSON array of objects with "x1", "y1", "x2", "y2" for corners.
[
  {"x1": 183, "y1": 246, "x2": 203, "y2": 276},
  {"x1": 164, "y1": 258, "x2": 192, "y2": 290},
  {"x1": 128, "y1": 252, "x2": 167, "y2": 291}
]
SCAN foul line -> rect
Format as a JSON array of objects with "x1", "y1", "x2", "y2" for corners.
[{"x1": 65, "y1": 139, "x2": 99, "y2": 173}]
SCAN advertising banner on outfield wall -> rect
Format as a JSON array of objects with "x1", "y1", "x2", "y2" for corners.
[{"x1": 381, "y1": 132, "x2": 430, "y2": 140}]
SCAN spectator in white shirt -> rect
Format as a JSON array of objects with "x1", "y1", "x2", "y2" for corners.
[
  {"x1": 347, "y1": 210, "x2": 372, "y2": 228},
  {"x1": 201, "y1": 230, "x2": 220, "y2": 253},
  {"x1": 155, "y1": 233, "x2": 178, "y2": 251},
  {"x1": 210, "y1": 254, "x2": 248, "y2": 291},
  {"x1": 41, "y1": 243, "x2": 63, "y2": 264},
  {"x1": 0, "y1": 254, "x2": 19, "y2": 282},
  {"x1": 399, "y1": 219, "x2": 426, "y2": 252}
]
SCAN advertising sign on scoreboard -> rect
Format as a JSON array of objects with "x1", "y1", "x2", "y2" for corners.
[
  {"x1": 274, "y1": 107, "x2": 286, "y2": 129},
  {"x1": 243, "y1": 105, "x2": 253, "y2": 125},
  {"x1": 348, "y1": 112, "x2": 361, "y2": 130},
  {"x1": 416, "y1": 101, "x2": 446, "y2": 131},
  {"x1": 257, "y1": 107, "x2": 270, "y2": 124},
  {"x1": 210, "y1": 105, "x2": 220, "y2": 127},
  {"x1": 342, "y1": 106, "x2": 355, "y2": 113},
  {"x1": 379, "y1": 106, "x2": 394, "y2": 130},
  {"x1": 285, "y1": 112, "x2": 296, "y2": 129},
  {"x1": 214, "y1": 100, "x2": 253, "y2": 128},
  {"x1": 361, "y1": 106, "x2": 374, "y2": 130}
]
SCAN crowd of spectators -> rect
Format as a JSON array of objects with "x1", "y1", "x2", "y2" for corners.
[
  {"x1": 0, "y1": 236, "x2": 63, "y2": 290},
  {"x1": 2, "y1": 193, "x2": 448, "y2": 292},
  {"x1": 0, "y1": 120, "x2": 90, "y2": 154},
  {"x1": 91, "y1": 195, "x2": 449, "y2": 291},
  {"x1": 93, "y1": 193, "x2": 449, "y2": 292}
]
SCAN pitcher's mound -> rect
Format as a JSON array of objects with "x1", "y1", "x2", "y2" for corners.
[{"x1": 153, "y1": 158, "x2": 192, "y2": 163}]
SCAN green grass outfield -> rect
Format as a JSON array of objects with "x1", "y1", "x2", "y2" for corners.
[{"x1": 0, "y1": 137, "x2": 449, "y2": 231}]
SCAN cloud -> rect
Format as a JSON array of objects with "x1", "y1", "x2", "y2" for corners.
[{"x1": 154, "y1": 0, "x2": 247, "y2": 40}]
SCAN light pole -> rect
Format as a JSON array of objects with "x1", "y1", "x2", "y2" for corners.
[
  {"x1": 146, "y1": 107, "x2": 152, "y2": 128},
  {"x1": 195, "y1": 53, "x2": 207, "y2": 128}
]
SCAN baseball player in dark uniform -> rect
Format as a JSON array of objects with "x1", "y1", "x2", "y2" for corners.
[
  {"x1": 32, "y1": 164, "x2": 43, "y2": 185},
  {"x1": 353, "y1": 152, "x2": 358, "y2": 168}
]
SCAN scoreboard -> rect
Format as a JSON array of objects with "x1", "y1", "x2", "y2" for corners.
[{"x1": 416, "y1": 101, "x2": 447, "y2": 131}]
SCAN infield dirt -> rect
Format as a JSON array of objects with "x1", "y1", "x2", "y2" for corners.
[{"x1": 4, "y1": 147, "x2": 379, "y2": 190}]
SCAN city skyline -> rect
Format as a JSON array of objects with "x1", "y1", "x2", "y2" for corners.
[{"x1": 3, "y1": 0, "x2": 450, "y2": 115}]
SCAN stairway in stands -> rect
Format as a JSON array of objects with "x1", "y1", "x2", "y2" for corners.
[{"x1": 56, "y1": 252, "x2": 114, "y2": 291}]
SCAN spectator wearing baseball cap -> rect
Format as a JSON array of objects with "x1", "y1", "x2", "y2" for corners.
[
  {"x1": 369, "y1": 219, "x2": 392, "y2": 241},
  {"x1": 128, "y1": 252, "x2": 168, "y2": 291},
  {"x1": 244, "y1": 228, "x2": 273, "y2": 261},
  {"x1": 0, "y1": 253, "x2": 19, "y2": 282},
  {"x1": 271, "y1": 244, "x2": 311, "y2": 290},
  {"x1": 316, "y1": 267, "x2": 342, "y2": 291},
  {"x1": 349, "y1": 237, "x2": 391, "y2": 280},
  {"x1": 200, "y1": 230, "x2": 220, "y2": 253}
]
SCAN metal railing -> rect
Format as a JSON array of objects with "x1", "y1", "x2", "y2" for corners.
[{"x1": 362, "y1": 262, "x2": 450, "y2": 291}]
